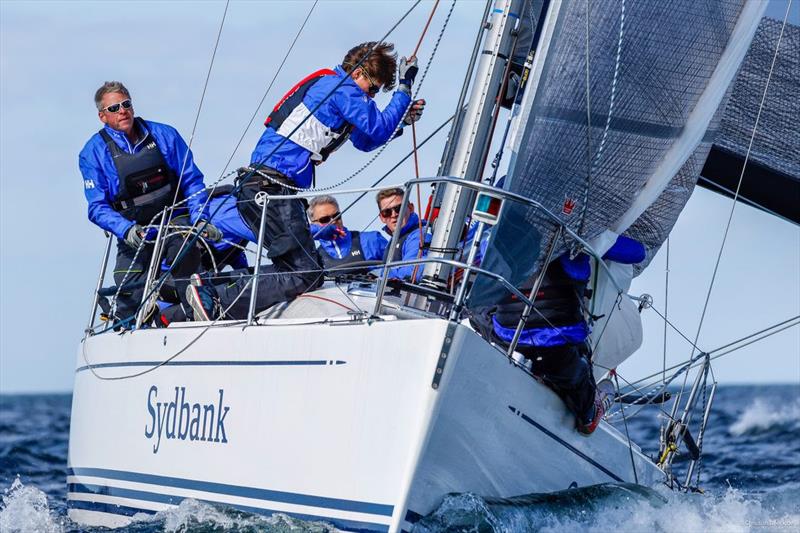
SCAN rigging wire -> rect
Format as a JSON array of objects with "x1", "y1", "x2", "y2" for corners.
[
  {"x1": 672, "y1": 0, "x2": 793, "y2": 411},
  {"x1": 112, "y1": 1, "x2": 231, "y2": 316},
  {"x1": 218, "y1": 1, "x2": 319, "y2": 178},
  {"x1": 107, "y1": 1, "x2": 424, "y2": 329},
  {"x1": 621, "y1": 316, "x2": 800, "y2": 394},
  {"x1": 84, "y1": 0, "x2": 456, "y2": 378},
  {"x1": 662, "y1": 238, "x2": 669, "y2": 384},
  {"x1": 612, "y1": 371, "x2": 639, "y2": 484}
]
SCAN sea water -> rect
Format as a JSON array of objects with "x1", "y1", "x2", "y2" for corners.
[{"x1": 1, "y1": 385, "x2": 798, "y2": 532}]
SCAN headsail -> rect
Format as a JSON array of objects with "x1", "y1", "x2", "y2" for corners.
[
  {"x1": 471, "y1": 0, "x2": 766, "y2": 305},
  {"x1": 700, "y1": 17, "x2": 800, "y2": 224}
]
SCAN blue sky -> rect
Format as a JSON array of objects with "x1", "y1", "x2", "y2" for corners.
[{"x1": 1, "y1": 0, "x2": 797, "y2": 393}]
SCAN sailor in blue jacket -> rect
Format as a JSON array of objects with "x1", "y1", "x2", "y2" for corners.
[
  {"x1": 377, "y1": 187, "x2": 430, "y2": 281},
  {"x1": 307, "y1": 195, "x2": 387, "y2": 275},
  {"x1": 79, "y1": 81, "x2": 221, "y2": 325},
  {"x1": 187, "y1": 42, "x2": 425, "y2": 320}
]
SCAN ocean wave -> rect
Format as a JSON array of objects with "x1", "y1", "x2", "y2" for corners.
[
  {"x1": 128, "y1": 498, "x2": 336, "y2": 532},
  {"x1": 413, "y1": 483, "x2": 800, "y2": 533},
  {"x1": 0, "y1": 477, "x2": 63, "y2": 533},
  {"x1": 729, "y1": 397, "x2": 800, "y2": 436}
]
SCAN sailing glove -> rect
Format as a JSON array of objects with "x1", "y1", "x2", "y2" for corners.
[
  {"x1": 198, "y1": 220, "x2": 222, "y2": 242},
  {"x1": 403, "y1": 99, "x2": 426, "y2": 125},
  {"x1": 310, "y1": 223, "x2": 345, "y2": 241},
  {"x1": 124, "y1": 224, "x2": 145, "y2": 249},
  {"x1": 398, "y1": 56, "x2": 419, "y2": 96}
]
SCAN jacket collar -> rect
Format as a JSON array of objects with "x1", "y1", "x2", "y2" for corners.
[
  {"x1": 383, "y1": 212, "x2": 420, "y2": 239},
  {"x1": 334, "y1": 65, "x2": 358, "y2": 88},
  {"x1": 102, "y1": 117, "x2": 150, "y2": 153}
]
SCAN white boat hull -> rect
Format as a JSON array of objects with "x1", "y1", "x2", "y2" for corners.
[{"x1": 68, "y1": 309, "x2": 663, "y2": 531}]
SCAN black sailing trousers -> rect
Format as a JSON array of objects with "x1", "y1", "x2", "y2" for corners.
[
  {"x1": 214, "y1": 177, "x2": 323, "y2": 319},
  {"x1": 112, "y1": 219, "x2": 203, "y2": 324}
]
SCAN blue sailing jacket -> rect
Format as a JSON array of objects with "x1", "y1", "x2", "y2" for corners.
[
  {"x1": 79, "y1": 120, "x2": 210, "y2": 239},
  {"x1": 383, "y1": 212, "x2": 430, "y2": 281},
  {"x1": 251, "y1": 66, "x2": 411, "y2": 188},
  {"x1": 311, "y1": 225, "x2": 387, "y2": 262}
]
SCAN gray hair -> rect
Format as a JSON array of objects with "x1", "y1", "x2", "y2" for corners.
[
  {"x1": 94, "y1": 81, "x2": 131, "y2": 110},
  {"x1": 307, "y1": 195, "x2": 340, "y2": 220}
]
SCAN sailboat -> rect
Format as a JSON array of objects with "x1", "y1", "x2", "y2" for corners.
[{"x1": 66, "y1": 0, "x2": 797, "y2": 531}]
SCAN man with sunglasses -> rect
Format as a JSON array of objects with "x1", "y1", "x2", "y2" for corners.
[
  {"x1": 184, "y1": 42, "x2": 425, "y2": 321},
  {"x1": 79, "y1": 81, "x2": 222, "y2": 326},
  {"x1": 377, "y1": 187, "x2": 430, "y2": 281},
  {"x1": 307, "y1": 195, "x2": 387, "y2": 275}
]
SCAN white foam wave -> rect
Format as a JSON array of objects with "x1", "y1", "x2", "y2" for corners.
[
  {"x1": 417, "y1": 485, "x2": 800, "y2": 533},
  {"x1": 729, "y1": 397, "x2": 800, "y2": 436},
  {"x1": 138, "y1": 498, "x2": 337, "y2": 532},
  {"x1": 532, "y1": 486, "x2": 800, "y2": 533},
  {"x1": 0, "y1": 477, "x2": 62, "y2": 533}
]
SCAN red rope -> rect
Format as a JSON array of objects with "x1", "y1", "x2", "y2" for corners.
[
  {"x1": 407, "y1": 0, "x2": 440, "y2": 283},
  {"x1": 412, "y1": 0, "x2": 440, "y2": 58}
]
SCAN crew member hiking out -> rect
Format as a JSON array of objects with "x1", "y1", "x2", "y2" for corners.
[
  {"x1": 471, "y1": 253, "x2": 607, "y2": 435},
  {"x1": 79, "y1": 81, "x2": 223, "y2": 327},
  {"x1": 187, "y1": 41, "x2": 426, "y2": 321}
]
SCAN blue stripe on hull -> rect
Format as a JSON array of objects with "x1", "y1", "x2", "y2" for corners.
[
  {"x1": 67, "y1": 467, "x2": 393, "y2": 516},
  {"x1": 508, "y1": 405, "x2": 625, "y2": 482},
  {"x1": 75, "y1": 359, "x2": 346, "y2": 373},
  {"x1": 67, "y1": 496, "x2": 389, "y2": 532}
]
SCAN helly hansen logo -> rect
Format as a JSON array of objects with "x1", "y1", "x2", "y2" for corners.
[
  {"x1": 146, "y1": 141, "x2": 157, "y2": 150},
  {"x1": 84, "y1": 179, "x2": 95, "y2": 190},
  {"x1": 145, "y1": 386, "x2": 230, "y2": 454}
]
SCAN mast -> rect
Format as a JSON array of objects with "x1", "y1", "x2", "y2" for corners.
[{"x1": 422, "y1": 0, "x2": 528, "y2": 286}]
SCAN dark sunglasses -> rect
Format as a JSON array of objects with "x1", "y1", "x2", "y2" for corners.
[
  {"x1": 315, "y1": 212, "x2": 340, "y2": 225},
  {"x1": 361, "y1": 69, "x2": 382, "y2": 94},
  {"x1": 102, "y1": 99, "x2": 132, "y2": 113},
  {"x1": 380, "y1": 204, "x2": 402, "y2": 218}
]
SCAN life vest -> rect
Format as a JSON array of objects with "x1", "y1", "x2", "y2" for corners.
[
  {"x1": 493, "y1": 255, "x2": 590, "y2": 332},
  {"x1": 265, "y1": 69, "x2": 354, "y2": 163},
  {"x1": 320, "y1": 231, "x2": 368, "y2": 272},
  {"x1": 101, "y1": 118, "x2": 179, "y2": 224}
]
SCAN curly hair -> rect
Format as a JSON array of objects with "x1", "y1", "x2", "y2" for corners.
[{"x1": 342, "y1": 41, "x2": 397, "y2": 92}]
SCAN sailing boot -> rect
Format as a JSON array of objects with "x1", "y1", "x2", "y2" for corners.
[
  {"x1": 577, "y1": 382, "x2": 613, "y2": 436},
  {"x1": 186, "y1": 273, "x2": 221, "y2": 321}
]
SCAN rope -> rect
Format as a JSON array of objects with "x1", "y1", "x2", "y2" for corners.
[
  {"x1": 104, "y1": 2, "x2": 424, "y2": 329},
  {"x1": 588, "y1": 0, "x2": 624, "y2": 178},
  {"x1": 576, "y1": 0, "x2": 593, "y2": 237},
  {"x1": 406, "y1": 0, "x2": 444, "y2": 282}
]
